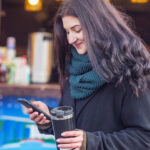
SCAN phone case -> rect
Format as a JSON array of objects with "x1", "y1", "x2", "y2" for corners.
[{"x1": 18, "y1": 98, "x2": 51, "y2": 120}]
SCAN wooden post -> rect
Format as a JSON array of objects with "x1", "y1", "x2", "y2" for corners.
[{"x1": 0, "y1": 0, "x2": 6, "y2": 41}]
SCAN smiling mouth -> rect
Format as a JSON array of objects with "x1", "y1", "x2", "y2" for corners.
[{"x1": 74, "y1": 43, "x2": 82, "y2": 48}]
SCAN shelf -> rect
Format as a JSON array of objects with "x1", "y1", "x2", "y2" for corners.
[{"x1": 0, "y1": 83, "x2": 61, "y2": 98}]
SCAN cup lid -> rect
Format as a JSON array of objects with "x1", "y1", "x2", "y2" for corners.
[{"x1": 50, "y1": 106, "x2": 73, "y2": 119}]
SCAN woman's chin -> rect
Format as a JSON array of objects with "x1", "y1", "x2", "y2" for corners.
[{"x1": 76, "y1": 48, "x2": 87, "y2": 55}]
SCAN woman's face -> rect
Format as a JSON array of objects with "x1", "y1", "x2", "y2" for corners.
[{"x1": 62, "y1": 16, "x2": 87, "y2": 55}]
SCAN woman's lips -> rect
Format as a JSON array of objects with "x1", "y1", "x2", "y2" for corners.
[{"x1": 75, "y1": 43, "x2": 82, "y2": 48}]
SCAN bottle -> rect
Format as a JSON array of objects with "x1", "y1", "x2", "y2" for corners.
[
  {"x1": 14, "y1": 57, "x2": 23, "y2": 84},
  {"x1": 6, "y1": 37, "x2": 16, "y2": 61},
  {"x1": 14, "y1": 56, "x2": 30, "y2": 85},
  {"x1": 21, "y1": 55, "x2": 31, "y2": 85},
  {"x1": 0, "y1": 63, "x2": 8, "y2": 83},
  {"x1": 7, "y1": 59, "x2": 16, "y2": 84}
]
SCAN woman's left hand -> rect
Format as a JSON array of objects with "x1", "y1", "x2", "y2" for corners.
[{"x1": 56, "y1": 130, "x2": 84, "y2": 150}]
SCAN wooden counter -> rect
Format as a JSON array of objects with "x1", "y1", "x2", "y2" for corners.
[{"x1": 0, "y1": 83, "x2": 61, "y2": 99}]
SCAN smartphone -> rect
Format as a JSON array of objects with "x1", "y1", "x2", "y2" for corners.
[{"x1": 18, "y1": 98, "x2": 51, "y2": 120}]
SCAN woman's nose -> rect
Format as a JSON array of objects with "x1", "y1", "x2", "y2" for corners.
[{"x1": 68, "y1": 34, "x2": 77, "y2": 44}]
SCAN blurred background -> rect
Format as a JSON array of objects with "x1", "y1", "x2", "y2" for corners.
[{"x1": 0, "y1": 0, "x2": 150, "y2": 149}]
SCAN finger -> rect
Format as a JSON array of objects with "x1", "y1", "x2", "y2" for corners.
[
  {"x1": 31, "y1": 101, "x2": 40, "y2": 107},
  {"x1": 26, "y1": 108, "x2": 33, "y2": 114},
  {"x1": 74, "y1": 148, "x2": 80, "y2": 150},
  {"x1": 61, "y1": 130, "x2": 83, "y2": 137},
  {"x1": 30, "y1": 112, "x2": 39, "y2": 120},
  {"x1": 38, "y1": 116, "x2": 50, "y2": 124},
  {"x1": 34, "y1": 113, "x2": 45, "y2": 123},
  {"x1": 44, "y1": 118, "x2": 51, "y2": 124},
  {"x1": 58, "y1": 142, "x2": 82, "y2": 149},
  {"x1": 37, "y1": 117, "x2": 46, "y2": 124},
  {"x1": 56, "y1": 136, "x2": 83, "y2": 144}
]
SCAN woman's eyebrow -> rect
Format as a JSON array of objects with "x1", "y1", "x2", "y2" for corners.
[{"x1": 70, "y1": 25, "x2": 81, "y2": 29}]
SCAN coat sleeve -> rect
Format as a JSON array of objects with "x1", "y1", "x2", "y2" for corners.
[
  {"x1": 37, "y1": 106, "x2": 54, "y2": 135},
  {"x1": 85, "y1": 89, "x2": 150, "y2": 150}
]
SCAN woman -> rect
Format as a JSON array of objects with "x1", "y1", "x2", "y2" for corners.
[{"x1": 26, "y1": 0, "x2": 150, "y2": 149}]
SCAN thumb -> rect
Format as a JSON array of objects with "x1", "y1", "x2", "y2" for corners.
[{"x1": 31, "y1": 101, "x2": 40, "y2": 107}]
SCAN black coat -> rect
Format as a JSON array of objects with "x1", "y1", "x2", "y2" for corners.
[{"x1": 40, "y1": 80, "x2": 150, "y2": 150}]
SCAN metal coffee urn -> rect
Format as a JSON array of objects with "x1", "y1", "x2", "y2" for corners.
[{"x1": 28, "y1": 32, "x2": 53, "y2": 83}]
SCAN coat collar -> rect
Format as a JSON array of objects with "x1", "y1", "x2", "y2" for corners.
[
  {"x1": 62, "y1": 82, "x2": 97, "y2": 120},
  {"x1": 62, "y1": 80, "x2": 102, "y2": 121},
  {"x1": 75, "y1": 90, "x2": 99, "y2": 121}
]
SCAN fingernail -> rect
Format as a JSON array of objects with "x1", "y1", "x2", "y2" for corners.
[
  {"x1": 57, "y1": 144, "x2": 60, "y2": 147},
  {"x1": 61, "y1": 132, "x2": 66, "y2": 136},
  {"x1": 56, "y1": 139, "x2": 60, "y2": 142}
]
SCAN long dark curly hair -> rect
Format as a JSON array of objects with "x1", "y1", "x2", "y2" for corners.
[{"x1": 54, "y1": 0, "x2": 150, "y2": 96}]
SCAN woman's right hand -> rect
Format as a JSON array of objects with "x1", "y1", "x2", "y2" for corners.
[{"x1": 26, "y1": 101, "x2": 50, "y2": 125}]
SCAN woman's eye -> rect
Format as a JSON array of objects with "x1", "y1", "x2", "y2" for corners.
[{"x1": 75, "y1": 29, "x2": 81, "y2": 33}]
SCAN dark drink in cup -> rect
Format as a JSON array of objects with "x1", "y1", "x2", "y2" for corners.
[{"x1": 50, "y1": 106, "x2": 75, "y2": 150}]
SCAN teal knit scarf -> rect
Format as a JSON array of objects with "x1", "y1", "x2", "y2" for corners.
[{"x1": 69, "y1": 47, "x2": 106, "y2": 100}]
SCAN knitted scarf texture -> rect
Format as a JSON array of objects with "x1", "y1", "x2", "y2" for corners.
[{"x1": 69, "y1": 47, "x2": 105, "y2": 99}]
